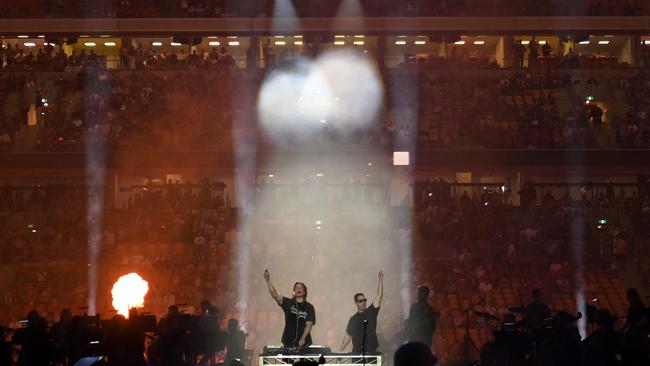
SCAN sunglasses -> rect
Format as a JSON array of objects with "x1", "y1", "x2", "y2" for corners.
[{"x1": 357, "y1": 299, "x2": 367, "y2": 303}]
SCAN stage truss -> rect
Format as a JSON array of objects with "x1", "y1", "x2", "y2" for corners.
[{"x1": 259, "y1": 354, "x2": 382, "y2": 366}]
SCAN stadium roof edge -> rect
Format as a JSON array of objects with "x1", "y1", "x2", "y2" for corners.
[{"x1": 0, "y1": 17, "x2": 648, "y2": 35}]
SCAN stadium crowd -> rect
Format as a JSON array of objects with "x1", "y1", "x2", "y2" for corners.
[
  {"x1": 1, "y1": 177, "x2": 649, "y2": 364},
  {"x1": 1, "y1": 61, "x2": 649, "y2": 153},
  {"x1": 1, "y1": 0, "x2": 648, "y2": 18}
]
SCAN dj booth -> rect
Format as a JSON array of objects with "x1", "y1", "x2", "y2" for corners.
[{"x1": 259, "y1": 346, "x2": 382, "y2": 366}]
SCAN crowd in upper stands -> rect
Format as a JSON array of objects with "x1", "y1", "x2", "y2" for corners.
[
  {"x1": 1, "y1": 0, "x2": 648, "y2": 17},
  {"x1": 1, "y1": 52, "x2": 649, "y2": 153}
]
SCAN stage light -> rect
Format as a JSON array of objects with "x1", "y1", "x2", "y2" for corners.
[
  {"x1": 579, "y1": 41, "x2": 590, "y2": 45},
  {"x1": 454, "y1": 40, "x2": 466, "y2": 45},
  {"x1": 393, "y1": 152, "x2": 410, "y2": 166},
  {"x1": 415, "y1": 41, "x2": 426, "y2": 45},
  {"x1": 84, "y1": 42, "x2": 96, "y2": 47},
  {"x1": 171, "y1": 42, "x2": 182, "y2": 46},
  {"x1": 334, "y1": 41, "x2": 345, "y2": 45},
  {"x1": 151, "y1": 42, "x2": 162, "y2": 46},
  {"x1": 275, "y1": 41, "x2": 286, "y2": 45},
  {"x1": 209, "y1": 41, "x2": 221, "y2": 46},
  {"x1": 24, "y1": 42, "x2": 36, "y2": 47},
  {"x1": 598, "y1": 40, "x2": 610, "y2": 45},
  {"x1": 474, "y1": 40, "x2": 485, "y2": 45},
  {"x1": 395, "y1": 41, "x2": 406, "y2": 45},
  {"x1": 294, "y1": 41, "x2": 303, "y2": 45},
  {"x1": 18, "y1": 35, "x2": 28, "y2": 38},
  {"x1": 228, "y1": 41, "x2": 240, "y2": 46},
  {"x1": 353, "y1": 41, "x2": 364, "y2": 45},
  {"x1": 104, "y1": 42, "x2": 116, "y2": 47}
]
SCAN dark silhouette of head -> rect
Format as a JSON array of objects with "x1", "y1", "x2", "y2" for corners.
[
  {"x1": 532, "y1": 288, "x2": 542, "y2": 303},
  {"x1": 60, "y1": 308, "x2": 72, "y2": 323},
  {"x1": 417, "y1": 286, "x2": 430, "y2": 303},
  {"x1": 394, "y1": 342, "x2": 438, "y2": 366},
  {"x1": 167, "y1": 305, "x2": 179, "y2": 317},
  {"x1": 595, "y1": 309, "x2": 615, "y2": 330},
  {"x1": 228, "y1": 318, "x2": 239, "y2": 333},
  {"x1": 626, "y1": 288, "x2": 644, "y2": 308}
]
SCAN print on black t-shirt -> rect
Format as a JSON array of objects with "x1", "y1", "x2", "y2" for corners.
[{"x1": 280, "y1": 297, "x2": 316, "y2": 347}]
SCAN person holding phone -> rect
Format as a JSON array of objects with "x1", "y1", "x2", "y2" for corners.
[{"x1": 264, "y1": 269, "x2": 316, "y2": 347}]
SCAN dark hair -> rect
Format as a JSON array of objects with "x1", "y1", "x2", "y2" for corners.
[{"x1": 354, "y1": 293, "x2": 365, "y2": 302}]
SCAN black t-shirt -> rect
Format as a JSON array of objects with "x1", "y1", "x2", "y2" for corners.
[
  {"x1": 524, "y1": 302, "x2": 551, "y2": 330},
  {"x1": 346, "y1": 304, "x2": 380, "y2": 353},
  {"x1": 280, "y1": 297, "x2": 316, "y2": 347},
  {"x1": 407, "y1": 302, "x2": 436, "y2": 346}
]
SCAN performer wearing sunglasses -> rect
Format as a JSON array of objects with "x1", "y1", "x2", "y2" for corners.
[{"x1": 340, "y1": 271, "x2": 384, "y2": 353}]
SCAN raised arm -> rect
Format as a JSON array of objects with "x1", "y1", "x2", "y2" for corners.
[
  {"x1": 372, "y1": 270, "x2": 384, "y2": 308},
  {"x1": 264, "y1": 269, "x2": 282, "y2": 305}
]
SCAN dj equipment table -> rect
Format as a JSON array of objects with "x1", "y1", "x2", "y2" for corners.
[{"x1": 259, "y1": 353, "x2": 382, "y2": 366}]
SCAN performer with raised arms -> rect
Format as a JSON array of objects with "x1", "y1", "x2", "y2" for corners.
[{"x1": 264, "y1": 269, "x2": 316, "y2": 347}]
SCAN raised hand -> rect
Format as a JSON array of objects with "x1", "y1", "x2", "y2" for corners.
[{"x1": 264, "y1": 269, "x2": 270, "y2": 281}]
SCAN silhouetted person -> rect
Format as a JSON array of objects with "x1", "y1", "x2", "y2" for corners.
[
  {"x1": 536, "y1": 311, "x2": 581, "y2": 366},
  {"x1": 623, "y1": 288, "x2": 646, "y2": 331},
  {"x1": 225, "y1": 319, "x2": 247, "y2": 364},
  {"x1": 51, "y1": 308, "x2": 72, "y2": 365},
  {"x1": 193, "y1": 300, "x2": 225, "y2": 365},
  {"x1": 394, "y1": 342, "x2": 438, "y2": 366},
  {"x1": 154, "y1": 305, "x2": 188, "y2": 366},
  {"x1": 581, "y1": 309, "x2": 619, "y2": 366},
  {"x1": 524, "y1": 288, "x2": 551, "y2": 333},
  {"x1": 0, "y1": 327, "x2": 12, "y2": 366},
  {"x1": 406, "y1": 286, "x2": 437, "y2": 348},
  {"x1": 13, "y1": 310, "x2": 51, "y2": 366},
  {"x1": 621, "y1": 306, "x2": 649, "y2": 365}
]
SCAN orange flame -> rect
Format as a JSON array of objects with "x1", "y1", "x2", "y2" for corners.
[{"x1": 111, "y1": 273, "x2": 149, "y2": 318}]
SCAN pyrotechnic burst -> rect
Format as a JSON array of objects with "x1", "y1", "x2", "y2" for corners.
[{"x1": 111, "y1": 273, "x2": 149, "y2": 318}]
